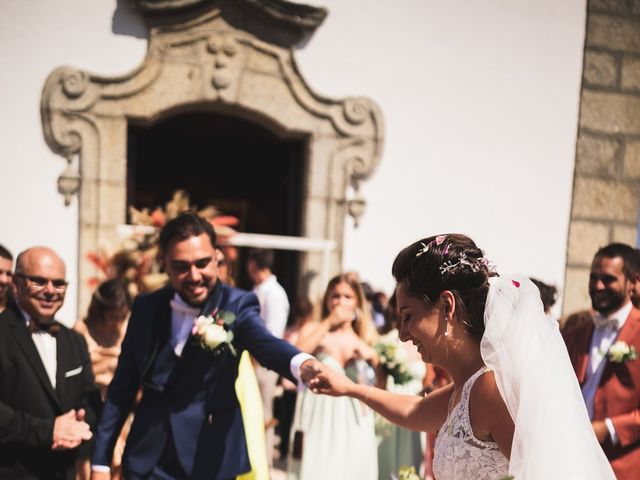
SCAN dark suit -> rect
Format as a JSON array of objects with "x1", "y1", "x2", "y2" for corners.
[
  {"x1": 0, "y1": 303, "x2": 100, "y2": 480},
  {"x1": 563, "y1": 306, "x2": 640, "y2": 479},
  {"x1": 92, "y1": 283, "x2": 301, "y2": 479}
]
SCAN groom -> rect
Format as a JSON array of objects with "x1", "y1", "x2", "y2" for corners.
[
  {"x1": 91, "y1": 212, "x2": 322, "y2": 479},
  {"x1": 563, "y1": 243, "x2": 640, "y2": 479}
]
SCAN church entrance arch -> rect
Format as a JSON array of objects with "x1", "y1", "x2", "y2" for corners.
[{"x1": 41, "y1": 0, "x2": 384, "y2": 312}]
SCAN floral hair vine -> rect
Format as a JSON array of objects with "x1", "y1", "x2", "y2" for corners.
[
  {"x1": 415, "y1": 235, "x2": 447, "y2": 257},
  {"x1": 439, "y1": 253, "x2": 489, "y2": 275},
  {"x1": 415, "y1": 235, "x2": 490, "y2": 276}
]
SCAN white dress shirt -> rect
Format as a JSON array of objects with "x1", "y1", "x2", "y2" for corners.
[
  {"x1": 169, "y1": 294, "x2": 201, "y2": 356},
  {"x1": 169, "y1": 293, "x2": 310, "y2": 383},
  {"x1": 20, "y1": 308, "x2": 57, "y2": 388},
  {"x1": 253, "y1": 274, "x2": 289, "y2": 339},
  {"x1": 582, "y1": 301, "x2": 632, "y2": 444}
]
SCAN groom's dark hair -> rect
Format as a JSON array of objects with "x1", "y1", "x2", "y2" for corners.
[{"x1": 159, "y1": 211, "x2": 217, "y2": 253}]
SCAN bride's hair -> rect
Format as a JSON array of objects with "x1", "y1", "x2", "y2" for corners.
[{"x1": 391, "y1": 234, "x2": 495, "y2": 341}]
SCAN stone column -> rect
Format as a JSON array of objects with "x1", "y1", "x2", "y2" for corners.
[{"x1": 564, "y1": 0, "x2": 640, "y2": 315}]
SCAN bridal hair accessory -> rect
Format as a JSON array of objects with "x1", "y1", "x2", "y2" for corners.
[
  {"x1": 415, "y1": 235, "x2": 447, "y2": 257},
  {"x1": 439, "y1": 253, "x2": 489, "y2": 275},
  {"x1": 415, "y1": 235, "x2": 490, "y2": 276}
]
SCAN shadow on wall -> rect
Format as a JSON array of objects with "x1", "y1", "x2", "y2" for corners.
[{"x1": 112, "y1": 0, "x2": 147, "y2": 39}]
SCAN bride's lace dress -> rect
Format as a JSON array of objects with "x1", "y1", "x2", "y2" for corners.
[{"x1": 432, "y1": 367, "x2": 509, "y2": 480}]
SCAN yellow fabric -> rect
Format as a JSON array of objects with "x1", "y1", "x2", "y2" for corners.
[{"x1": 235, "y1": 351, "x2": 270, "y2": 480}]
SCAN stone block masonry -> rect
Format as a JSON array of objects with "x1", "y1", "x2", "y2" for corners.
[{"x1": 564, "y1": 0, "x2": 640, "y2": 315}]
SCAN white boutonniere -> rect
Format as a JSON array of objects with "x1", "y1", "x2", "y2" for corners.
[
  {"x1": 192, "y1": 309, "x2": 237, "y2": 357},
  {"x1": 607, "y1": 341, "x2": 637, "y2": 363}
]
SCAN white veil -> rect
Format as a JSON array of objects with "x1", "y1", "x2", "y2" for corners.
[{"x1": 480, "y1": 275, "x2": 615, "y2": 479}]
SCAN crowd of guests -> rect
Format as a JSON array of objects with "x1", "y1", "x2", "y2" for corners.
[{"x1": 0, "y1": 219, "x2": 639, "y2": 480}]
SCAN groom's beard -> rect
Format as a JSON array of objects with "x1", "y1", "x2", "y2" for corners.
[{"x1": 179, "y1": 276, "x2": 216, "y2": 307}]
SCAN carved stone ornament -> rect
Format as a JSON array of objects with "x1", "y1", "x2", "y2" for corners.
[{"x1": 40, "y1": 0, "x2": 384, "y2": 310}]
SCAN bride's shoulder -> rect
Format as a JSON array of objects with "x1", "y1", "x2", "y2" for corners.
[
  {"x1": 469, "y1": 370, "x2": 514, "y2": 456},
  {"x1": 470, "y1": 370, "x2": 504, "y2": 414}
]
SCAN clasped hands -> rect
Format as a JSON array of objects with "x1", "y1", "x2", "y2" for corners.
[
  {"x1": 52, "y1": 408, "x2": 92, "y2": 451},
  {"x1": 300, "y1": 358, "x2": 357, "y2": 398}
]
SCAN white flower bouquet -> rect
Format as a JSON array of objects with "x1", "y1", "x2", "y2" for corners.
[{"x1": 374, "y1": 329, "x2": 413, "y2": 385}]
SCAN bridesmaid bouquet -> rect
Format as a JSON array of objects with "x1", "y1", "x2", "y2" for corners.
[
  {"x1": 374, "y1": 329, "x2": 413, "y2": 385},
  {"x1": 393, "y1": 466, "x2": 421, "y2": 480}
]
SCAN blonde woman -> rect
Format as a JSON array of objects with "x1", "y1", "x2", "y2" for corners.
[{"x1": 288, "y1": 273, "x2": 378, "y2": 480}]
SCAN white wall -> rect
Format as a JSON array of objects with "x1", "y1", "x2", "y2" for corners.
[
  {"x1": 294, "y1": 0, "x2": 586, "y2": 314},
  {"x1": 0, "y1": 0, "x2": 586, "y2": 322},
  {"x1": 0, "y1": 0, "x2": 147, "y2": 324}
]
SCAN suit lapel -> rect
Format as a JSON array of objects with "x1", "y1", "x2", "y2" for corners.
[
  {"x1": 615, "y1": 307, "x2": 640, "y2": 345},
  {"x1": 140, "y1": 288, "x2": 174, "y2": 383},
  {"x1": 55, "y1": 328, "x2": 71, "y2": 406},
  {"x1": 8, "y1": 308, "x2": 61, "y2": 409},
  {"x1": 599, "y1": 307, "x2": 640, "y2": 385},
  {"x1": 178, "y1": 280, "x2": 223, "y2": 360},
  {"x1": 573, "y1": 322, "x2": 594, "y2": 385},
  {"x1": 167, "y1": 281, "x2": 226, "y2": 389}
]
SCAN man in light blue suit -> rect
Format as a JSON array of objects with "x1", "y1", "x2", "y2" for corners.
[{"x1": 91, "y1": 212, "x2": 321, "y2": 479}]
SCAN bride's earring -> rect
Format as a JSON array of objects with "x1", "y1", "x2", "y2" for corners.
[{"x1": 443, "y1": 302, "x2": 451, "y2": 337}]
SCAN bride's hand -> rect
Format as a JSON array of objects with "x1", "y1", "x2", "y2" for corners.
[{"x1": 309, "y1": 368, "x2": 354, "y2": 397}]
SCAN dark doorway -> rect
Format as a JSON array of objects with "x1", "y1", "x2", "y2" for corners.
[{"x1": 127, "y1": 111, "x2": 307, "y2": 304}]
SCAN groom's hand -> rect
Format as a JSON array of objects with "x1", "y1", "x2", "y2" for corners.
[{"x1": 299, "y1": 358, "x2": 325, "y2": 384}]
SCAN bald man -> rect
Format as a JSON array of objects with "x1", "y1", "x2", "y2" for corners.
[{"x1": 0, "y1": 247, "x2": 100, "y2": 480}]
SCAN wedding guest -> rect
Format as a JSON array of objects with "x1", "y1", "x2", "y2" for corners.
[
  {"x1": 75, "y1": 280, "x2": 132, "y2": 396},
  {"x1": 311, "y1": 234, "x2": 614, "y2": 479},
  {"x1": 246, "y1": 248, "x2": 290, "y2": 466},
  {"x1": 630, "y1": 248, "x2": 640, "y2": 308},
  {"x1": 0, "y1": 244, "x2": 13, "y2": 313},
  {"x1": 530, "y1": 277, "x2": 558, "y2": 317},
  {"x1": 0, "y1": 247, "x2": 100, "y2": 479},
  {"x1": 564, "y1": 243, "x2": 640, "y2": 479},
  {"x1": 215, "y1": 247, "x2": 234, "y2": 286},
  {"x1": 74, "y1": 280, "x2": 132, "y2": 480},
  {"x1": 288, "y1": 274, "x2": 379, "y2": 480},
  {"x1": 276, "y1": 296, "x2": 315, "y2": 463},
  {"x1": 561, "y1": 309, "x2": 594, "y2": 332},
  {"x1": 376, "y1": 292, "x2": 426, "y2": 480},
  {"x1": 372, "y1": 290, "x2": 389, "y2": 332}
]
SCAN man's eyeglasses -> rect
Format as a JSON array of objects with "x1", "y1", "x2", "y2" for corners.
[
  {"x1": 15, "y1": 273, "x2": 68, "y2": 291},
  {"x1": 169, "y1": 257, "x2": 214, "y2": 274}
]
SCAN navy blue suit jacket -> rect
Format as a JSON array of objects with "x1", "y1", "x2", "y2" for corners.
[{"x1": 91, "y1": 284, "x2": 300, "y2": 479}]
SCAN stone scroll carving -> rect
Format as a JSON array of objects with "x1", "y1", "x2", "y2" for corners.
[{"x1": 40, "y1": 0, "x2": 384, "y2": 310}]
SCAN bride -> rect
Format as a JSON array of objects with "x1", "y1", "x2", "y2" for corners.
[{"x1": 310, "y1": 234, "x2": 615, "y2": 479}]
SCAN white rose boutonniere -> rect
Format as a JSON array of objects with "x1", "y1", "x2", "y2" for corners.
[
  {"x1": 192, "y1": 309, "x2": 236, "y2": 357},
  {"x1": 608, "y1": 341, "x2": 637, "y2": 363}
]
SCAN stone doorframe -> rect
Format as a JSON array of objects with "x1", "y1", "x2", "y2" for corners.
[{"x1": 40, "y1": 0, "x2": 384, "y2": 312}]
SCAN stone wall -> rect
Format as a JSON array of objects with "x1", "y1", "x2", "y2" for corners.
[{"x1": 564, "y1": 0, "x2": 640, "y2": 314}]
